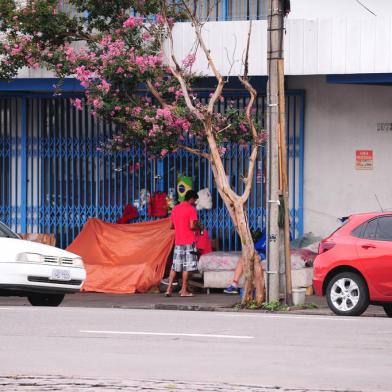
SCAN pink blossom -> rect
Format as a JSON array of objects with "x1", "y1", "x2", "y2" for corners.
[
  {"x1": 73, "y1": 98, "x2": 83, "y2": 111},
  {"x1": 92, "y1": 98, "x2": 103, "y2": 109},
  {"x1": 239, "y1": 123, "x2": 247, "y2": 133},
  {"x1": 99, "y1": 79, "x2": 111, "y2": 93},
  {"x1": 156, "y1": 107, "x2": 172, "y2": 120},
  {"x1": 156, "y1": 14, "x2": 165, "y2": 25},
  {"x1": 182, "y1": 53, "x2": 196, "y2": 68},
  {"x1": 123, "y1": 16, "x2": 143, "y2": 29},
  {"x1": 11, "y1": 46, "x2": 22, "y2": 56},
  {"x1": 218, "y1": 146, "x2": 227, "y2": 156},
  {"x1": 135, "y1": 56, "x2": 144, "y2": 66},
  {"x1": 167, "y1": 17, "x2": 174, "y2": 27},
  {"x1": 160, "y1": 149, "x2": 168, "y2": 157},
  {"x1": 64, "y1": 44, "x2": 76, "y2": 64},
  {"x1": 181, "y1": 120, "x2": 190, "y2": 131}
]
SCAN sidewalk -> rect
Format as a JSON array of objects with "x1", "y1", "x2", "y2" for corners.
[{"x1": 0, "y1": 291, "x2": 386, "y2": 317}]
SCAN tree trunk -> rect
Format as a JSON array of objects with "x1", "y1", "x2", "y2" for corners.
[
  {"x1": 215, "y1": 190, "x2": 266, "y2": 305},
  {"x1": 233, "y1": 201, "x2": 265, "y2": 304},
  {"x1": 207, "y1": 128, "x2": 265, "y2": 304}
]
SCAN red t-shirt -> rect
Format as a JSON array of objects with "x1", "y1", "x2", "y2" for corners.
[{"x1": 170, "y1": 202, "x2": 198, "y2": 245}]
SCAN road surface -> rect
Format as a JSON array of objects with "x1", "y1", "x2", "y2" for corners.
[{"x1": 0, "y1": 306, "x2": 390, "y2": 391}]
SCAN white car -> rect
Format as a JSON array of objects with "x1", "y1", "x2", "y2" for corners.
[{"x1": 0, "y1": 221, "x2": 86, "y2": 306}]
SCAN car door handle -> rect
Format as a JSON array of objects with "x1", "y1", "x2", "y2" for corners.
[{"x1": 361, "y1": 244, "x2": 376, "y2": 249}]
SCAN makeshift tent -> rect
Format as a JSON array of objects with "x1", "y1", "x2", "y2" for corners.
[{"x1": 66, "y1": 218, "x2": 175, "y2": 294}]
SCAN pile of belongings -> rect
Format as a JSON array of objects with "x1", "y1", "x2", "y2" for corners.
[{"x1": 290, "y1": 232, "x2": 321, "y2": 269}]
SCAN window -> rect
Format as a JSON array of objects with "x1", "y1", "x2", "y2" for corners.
[
  {"x1": 375, "y1": 216, "x2": 392, "y2": 241},
  {"x1": 0, "y1": 223, "x2": 18, "y2": 239},
  {"x1": 352, "y1": 224, "x2": 364, "y2": 238},
  {"x1": 356, "y1": 216, "x2": 392, "y2": 241},
  {"x1": 361, "y1": 219, "x2": 378, "y2": 239}
]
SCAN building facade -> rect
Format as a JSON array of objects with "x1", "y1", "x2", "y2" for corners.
[{"x1": 1, "y1": 0, "x2": 391, "y2": 248}]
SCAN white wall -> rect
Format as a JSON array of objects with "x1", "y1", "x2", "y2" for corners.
[
  {"x1": 287, "y1": 75, "x2": 392, "y2": 237},
  {"x1": 290, "y1": 0, "x2": 392, "y2": 18},
  {"x1": 12, "y1": 0, "x2": 392, "y2": 78},
  {"x1": 169, "y1": 15, "x2": 392, "y2": 76}
]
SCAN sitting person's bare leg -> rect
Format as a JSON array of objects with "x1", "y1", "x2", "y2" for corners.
[{"x1": 224, "y1": 258, "x2": 243, "y2": 294}]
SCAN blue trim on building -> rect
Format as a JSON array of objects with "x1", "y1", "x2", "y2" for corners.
[
  {"x1": 298, "y1": 90, "x2": 305, "y2": 237},
  {"x1": 20, "y1": 97, "x2": 27, "y2": 233},
  {"x1": 327, "y1": 74, "x2": 392, "y2": 85},
  {"x1": 156, "y1": 160, "x2": 164, "y2": 192},
  {"x1": 0, "y1": 77, "x2": 268, "y2": 95},
  {"x1": 222, "y1": 0, "x2": 229, "y2": 21},
  {"x1": 0, "y1": 78, "x2": 84, "y2": 92}
]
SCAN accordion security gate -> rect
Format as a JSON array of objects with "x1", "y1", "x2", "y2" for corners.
[{"x1": 0, "y1": 92, "x2": 304, "y2": 249}]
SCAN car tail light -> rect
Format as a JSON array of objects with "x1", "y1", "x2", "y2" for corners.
[{"x1": 318, "y1": 241, "x2": 336, "y2": 254}]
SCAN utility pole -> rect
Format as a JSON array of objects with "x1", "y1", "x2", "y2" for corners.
[
  {"x1": 278, "y1": 58, "x2": 293, "y2": 306},
  {"x1": 266, "y1": 0, "x2": 285, "y2": 302}
]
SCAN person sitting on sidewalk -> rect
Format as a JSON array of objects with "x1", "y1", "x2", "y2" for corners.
[
  {"x1": 165, "y1": 190, "x2": 202, "y2": 297},
  {"x1": 223, "y1": 259, "x2": 243, "y2": 294},
  {"x1": 224, "y1": 230, "x2": 267, "y2": 294}
]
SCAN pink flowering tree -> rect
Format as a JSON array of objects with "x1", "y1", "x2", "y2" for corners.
[{"x1": 0, "y1": 0, "x2": 266, "y2": 303}]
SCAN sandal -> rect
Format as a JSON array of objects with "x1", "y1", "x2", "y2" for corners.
[{"x1": 179, "y1": 292, "x2": 194, "y2": 297}]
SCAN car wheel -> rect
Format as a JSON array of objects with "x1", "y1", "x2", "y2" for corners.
[
  {"x1": 383, "y1": 304, "x2": 392, "y2": 318},
  {"x1": 27, "y1": 294, "x2": 65, "y2": 307},
  {"x1": 326, "y1": 272, "x2": 369, "y2": 316}
]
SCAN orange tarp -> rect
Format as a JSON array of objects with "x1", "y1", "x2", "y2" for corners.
[{"x1": 66, "y1": 218, "x2": 175, "y2": 294}]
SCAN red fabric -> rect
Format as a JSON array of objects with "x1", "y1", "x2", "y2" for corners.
[
  {"x1": 66, "y1": 218, "x2": 175, "y2": 294},
  {"x1": 196, "y1": 229, "x2": 212, "y2": 255},
  {"x1": 148, "y1": 192, "x2": 168, "y2": 217},
  {"x1": 116, "y1": 204, "x2": 139, "y2": 224},
  {"x1": 170, "y1": 201, "x2": 198, "y2": 245}
]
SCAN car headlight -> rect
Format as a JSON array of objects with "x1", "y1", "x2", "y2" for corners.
[
  {"x1": 73, "y1": 257, "x2": 84, "y2": 268},
  {"x1": 16, "y1": 252, "x2": 44, "y2": 263}
]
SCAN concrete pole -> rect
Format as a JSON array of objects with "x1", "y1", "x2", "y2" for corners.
[{"x1": 266, "y1": 0, "x2": 284, "y2": 302}]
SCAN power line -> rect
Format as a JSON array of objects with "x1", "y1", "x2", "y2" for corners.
[{"x1": 354, "y1": 0, "x2": 377, "y2": 16}]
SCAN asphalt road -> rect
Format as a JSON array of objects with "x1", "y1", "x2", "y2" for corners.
[{"x1": 0, "y1": 306, "x2": 391, "y2": 391}]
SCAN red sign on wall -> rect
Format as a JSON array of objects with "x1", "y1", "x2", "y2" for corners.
[{"x1": 356, "y1": 150, "x2": 373, "y2": 170}]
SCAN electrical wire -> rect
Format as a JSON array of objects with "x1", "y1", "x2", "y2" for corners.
[{"x1": 354, "y1": 0, "x2": 377, "y2": 16}]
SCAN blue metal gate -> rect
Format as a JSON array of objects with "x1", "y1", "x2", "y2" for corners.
[{"x1": 0, "y1": 91, "x2": 304, "y2": 249}]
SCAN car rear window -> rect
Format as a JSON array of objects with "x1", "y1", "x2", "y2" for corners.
[
  {"x1": 0, "y1": 223, "x2": 19, "y2": 239},
  {"x1": 352, "y1": 215, "x2": 392, "y2": 241}
]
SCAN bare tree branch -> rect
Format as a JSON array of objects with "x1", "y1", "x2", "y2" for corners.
[
  {"x1": 146, "y1": 79, "x2": 168, "y2": 107},
  {"x1": 240, "y1": 145, "x2": 258, "y2": 203},
  {"x1": 238, "y1": 22, "x2": 258, "y2": 142},
  {"x1": 210, "y1": 162, "x2": 239, "y2": 229},
  {"x1": 180, "y1": 0, "x2": 225, "y2": 115},
  {"x1": 176, "y1": 144, "x2": 211, "y2": 160},
  {"x1": 224, "y1": 34, "x2": 237, "y2": 81},
  {"x1": 237, "y1": 21, "x2": 261, "y2": 202},
  {"x1": 160, "y1": 1, "x2": 204, "y2": 121}
]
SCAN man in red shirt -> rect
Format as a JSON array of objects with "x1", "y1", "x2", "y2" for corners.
[{"x1": 165, "y1": 190, "x2": 201, "y2": 297}]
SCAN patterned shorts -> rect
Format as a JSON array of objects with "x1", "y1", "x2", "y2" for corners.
[{"x1": 172, "y1": 244, "x2": 198, "y2": 272}]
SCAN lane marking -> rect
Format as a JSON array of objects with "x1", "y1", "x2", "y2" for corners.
[
  {"x1": 216, "y1": 313, "x2": 359, "y2": 321},
  {"x1": 80, "y1": 330, "x2": 254, "y2": 339}
]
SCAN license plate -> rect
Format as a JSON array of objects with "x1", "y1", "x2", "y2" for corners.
[{"x1": 51, "y1": 269, "x2": 71, "y2": 281}]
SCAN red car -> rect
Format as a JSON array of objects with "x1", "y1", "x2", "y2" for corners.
[{"x1": 313, "y1": 212, "x2": 392, "y2": 316}]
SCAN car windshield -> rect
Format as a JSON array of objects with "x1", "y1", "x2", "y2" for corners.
[{"x1": 0, "y1": 222, "x2": 19, "y2": 239}]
